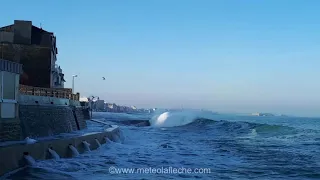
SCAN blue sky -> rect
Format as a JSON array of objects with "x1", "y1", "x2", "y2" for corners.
[{"x1": 2, "y1": 0, "x2": 320, "y2": 116}]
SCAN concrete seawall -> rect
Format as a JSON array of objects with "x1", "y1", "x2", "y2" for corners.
[
  {"x1": 0, "y1": 95, "x2": 90, "y2": 142},
  {"x1": 72, "y1": 106, "x2": 88, "y2": 130},
  {"x1": 0, "y1": 126, "x2": 120, "y2": 176},
  {"x1": 20, "y1": 105, "x2": 77, "y2": 138},
  {"x1": 19, "y1": 105, "x2": 89, "y2": 139},
  {"x1": 0, "y1": 120, "x2": 21, "y2": 142}
]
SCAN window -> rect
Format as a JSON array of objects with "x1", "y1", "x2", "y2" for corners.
[{"x1": 2, "y1": 71, "x2": 16, "y2": 100}]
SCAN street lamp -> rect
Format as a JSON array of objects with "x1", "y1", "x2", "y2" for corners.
[
  {"x1": 89, "y1": 95, "x2": 99, "y2": 118},
  {"x1": 72, "y1": 75, "x2": 78, "y2": 93}
]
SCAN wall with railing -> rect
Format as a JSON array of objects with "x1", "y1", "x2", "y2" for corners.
[
  {"x1": 1, "y1": 85, "x2": 85, "y2": 142},
  {"x1": 19, "y1": 85, "x2": 79, "y2": 100}
]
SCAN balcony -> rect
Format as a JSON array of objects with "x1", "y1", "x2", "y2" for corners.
[{"x1": 19, "y1": 85, "x2": 79, "y2": 101}]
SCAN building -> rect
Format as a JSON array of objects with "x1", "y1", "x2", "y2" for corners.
[
  {"x1": 106, "y1": 103, "x2": 118, "y2": 112},
  {"x1": 79, "y1": 96, "x2": 89, "y2": 102},
  {"x1": 0, "y1": 20, "x2": 65, "y2": 88},
  {"x1": 251, "y1": 112, "x2": 260, "y2": 116},
  {"x1": 251, "y1": 112, "x2": 275, "y2": 117},
  {"x1": 0, "y1": 59, "x2": 22, "y2": 119},
  {"x1": 95, "y1": 100, "x2": 105, "y2": 111},
  {"x1": 0, "y1": 58, "x2": 23, "y2": 141}
]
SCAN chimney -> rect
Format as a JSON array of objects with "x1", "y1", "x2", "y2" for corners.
[{"x1": 13, "y1": 20, "x2": 32, "y2": 45}]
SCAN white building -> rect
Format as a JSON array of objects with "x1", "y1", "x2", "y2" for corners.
[
  {"x1": 0, "y1": 59, "x2": 22, "y2": 119},
  {"x1": 51, "y1": 64, "x2": 65, "y2": 88},
  {"x1": 79, "y1": 96, "x2": 89, "y2": 102}
]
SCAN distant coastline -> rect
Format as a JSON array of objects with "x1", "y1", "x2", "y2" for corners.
[
  {"x1": 251, "y1": 112, "x2": 275, "y2": 117},
  {"x1": 80, "y1": 97, "x2": 156, "y2": 114},
  {"x1": 251, "y1": 112, "x2": 290, "y2": 117}
]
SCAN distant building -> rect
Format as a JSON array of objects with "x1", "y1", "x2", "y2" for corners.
[
  {"x1": 79, "y1": 96, "x2": 89, "y2": 108},
  {"x1": 106, "y1": 103, "x2": 118, "y2": 112},
  {"x1": 106, "y1": 103, "x2": 114, "y2": 109},
  {"x1": 95, "y1": 100, "x2": 105, "y2": 111},
  {"x1": 252, "y1": 112, "x2": 260, "y2": 116},
  {"x1": 252, "y1": 112, "x2": 275, "y2": 117},
  {"x1": 0, "y1": 20, "x2": 65, "y2": 88},
  {"x1": 79, "y1": 96, "x2": 89, "y2": 102}
]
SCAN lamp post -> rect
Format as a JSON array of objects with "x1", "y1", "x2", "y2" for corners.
[
  {"x1": 89, "y1": 95, "x2": 98, "y2": 118},
  {"x1": 72, "y1": 75, "x2": 78, "y2": 93}
]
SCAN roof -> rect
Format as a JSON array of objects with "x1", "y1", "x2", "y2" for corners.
[
  {"x1": 0, "y1": 21, "x2": 54, "y2": 46},
  {"x1": 0, "y1": 21, "x2": 53, "y2": 34},
  {"x1": 0, "y1": 25, "x2": 14, "y2": 32},
  {"x1": 31, "y1": 25, "x2": 53, "y2": 45},
  {"x1": 32, "y1": 25, "x2": 52, "y2": 34}
]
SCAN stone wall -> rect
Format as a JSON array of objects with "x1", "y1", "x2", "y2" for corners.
[
  {"x1": 19, "y1": 105, "x2": 78, "y2": 138},
  {"x1": 0, "y1": 120, "x2": 21, "y2": 142},
  {"x1": 0, "y1": 102, "x2": 89, "y2": 141}
]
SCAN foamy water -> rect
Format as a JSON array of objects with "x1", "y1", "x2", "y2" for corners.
[{"x1": 2, "y1": 111, "x2": 320, "y2": 180}]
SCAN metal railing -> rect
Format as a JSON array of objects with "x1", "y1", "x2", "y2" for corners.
[{"x1": 19, "y1": 85, "x2": 80, "y2": 100}]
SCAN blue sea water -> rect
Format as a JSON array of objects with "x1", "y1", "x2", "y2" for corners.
[{"x1": 2, "y1": 110, "x2": 320, "y2": 180}]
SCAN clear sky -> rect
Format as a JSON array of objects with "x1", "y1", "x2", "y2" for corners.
[{"x1": 2, "y1": 0, "x2": 320, "y2": 117}]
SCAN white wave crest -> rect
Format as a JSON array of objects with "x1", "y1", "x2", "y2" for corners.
[{"x1": 149, "y1": 110, "x2": 201, "y2": 127}]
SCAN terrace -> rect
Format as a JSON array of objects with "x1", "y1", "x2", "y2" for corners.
[{"x1": 19, "y1": 85, "x2": 80, "y2": 101}]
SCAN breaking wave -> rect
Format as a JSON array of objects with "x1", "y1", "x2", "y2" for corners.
[
  {"x1": 148, "y1": 110, "x2": 315, "y2": 139},
  {"x1": 149, "y1": 110, "x2": 213, "y2": 127}
]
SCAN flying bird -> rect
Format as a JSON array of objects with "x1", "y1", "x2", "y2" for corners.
[{"x1": 102, "y1": 77, "x2": 105, "y2": 80}]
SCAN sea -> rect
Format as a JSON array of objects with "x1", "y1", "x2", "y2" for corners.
[{"x1": 2, "y1": 110, "x2": 320, "y2": 180}]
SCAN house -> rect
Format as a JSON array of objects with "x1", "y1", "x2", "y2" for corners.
[{"x1": 0, "y1": 20, "x2": 65, "y2": 88}]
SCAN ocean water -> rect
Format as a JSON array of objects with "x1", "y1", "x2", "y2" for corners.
[{"x1": 2, "y1": 110, "x2": 320, "y2": 180}]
